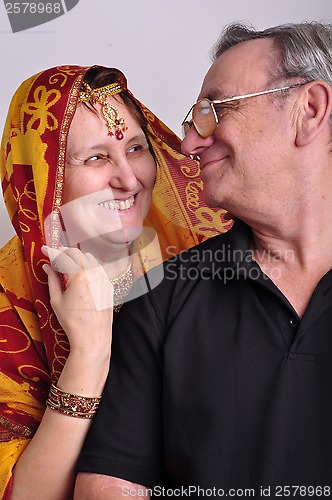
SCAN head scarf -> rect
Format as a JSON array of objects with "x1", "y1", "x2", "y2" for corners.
[{"x1": 0, "y1": 65, "x2": 231, "y2": 496}]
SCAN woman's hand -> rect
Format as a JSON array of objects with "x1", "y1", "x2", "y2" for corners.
[
  {"x1": 11, "y1": 247, "x2": 114, "y2": 499},
  {"x1": 42, "y1": 246, "x2": 113, "y2": 357}
]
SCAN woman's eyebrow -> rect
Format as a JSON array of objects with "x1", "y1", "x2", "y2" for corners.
[
  {"x1": 67, "y1": 144, "x2": 108, "y2": 156},
  {"x1": 127, "y1": 133, "x2": 147, "y2": 143}
]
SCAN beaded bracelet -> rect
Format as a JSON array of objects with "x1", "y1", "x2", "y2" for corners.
[{"x1": 46, "y1": 383, "x2": 102, "y2": 419}]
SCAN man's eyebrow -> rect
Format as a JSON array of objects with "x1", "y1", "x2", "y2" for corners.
[{"x1": 202, "y1": 87, "x2": 227, "y2": 101}]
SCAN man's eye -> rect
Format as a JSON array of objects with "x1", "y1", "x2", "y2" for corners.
[
  {"x1": 214, "y1": 105, "x2": 228, "y2": 115},
  {"x1": 214, "y1": 103, "x2": 239, "y2": 118},
  {"x1": 218, "y1": 100, "x2": 241, "y2": 112}
]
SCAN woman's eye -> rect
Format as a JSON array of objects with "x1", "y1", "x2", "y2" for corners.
[
  {"x1": 128, "y1": 145, "x2": 141, "y2": 153},
  {"x1": 128, "y1": 144, "x2": 143, "y2": 154},
  {"x1": 84, "y1": 154, "x2": 107, "y2": 165}
]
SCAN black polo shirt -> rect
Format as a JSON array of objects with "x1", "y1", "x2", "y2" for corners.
[{"x1": 77, "y1": 221, "x2": 332, "y2": 498}]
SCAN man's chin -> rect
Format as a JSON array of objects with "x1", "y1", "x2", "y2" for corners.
[{"x1": 201, "y1": 188, "x2": 223, "y2": 209}]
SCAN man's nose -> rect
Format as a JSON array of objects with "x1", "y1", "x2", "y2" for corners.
[{"x1": 181, "y1": 127, "x2": 215, "y2": 157}]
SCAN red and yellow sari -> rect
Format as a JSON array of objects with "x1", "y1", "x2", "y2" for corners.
[{"x1": 0, "y1": 65, "x2": 231, "y2": 497}]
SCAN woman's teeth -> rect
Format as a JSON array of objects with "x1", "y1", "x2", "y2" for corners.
[{"x1": 99, "y1": 195, "x2": 135, "y2": 211}]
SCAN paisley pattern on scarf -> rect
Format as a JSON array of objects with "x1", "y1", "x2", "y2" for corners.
[{"x1": 0, "y1": 65, "x2": 232, "y2": 497}]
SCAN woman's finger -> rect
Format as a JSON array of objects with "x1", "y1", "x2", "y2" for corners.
[
  {"x1": 42, "y1": 246, "x2": 86, "y2": 274},
  {"x1": 42, "y1": 264, "x2": 63, "y2": 301}
]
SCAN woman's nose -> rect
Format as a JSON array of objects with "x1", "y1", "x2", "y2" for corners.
[
  {"x1": 181, "y1": 127, "x2": 215, "y2": 157},
  {"x1": 108, "y1": 159, "x2": 138, "y2": 192}
]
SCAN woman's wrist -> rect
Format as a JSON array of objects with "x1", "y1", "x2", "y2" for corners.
[{"x1": 57, "y1": 351, "x2": 110, "y2": 396}]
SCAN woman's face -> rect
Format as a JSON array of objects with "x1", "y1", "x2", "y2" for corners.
[{"x1": 62, "y1": 96, "x2": 156, "y2": 248}]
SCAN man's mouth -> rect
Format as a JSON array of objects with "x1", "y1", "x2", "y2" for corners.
[
  {"x1": 200, "y1": 156, "x2": 229, "y2": 170},
  {"x1": 98, "y1": 195, "x2": 135, "y2": 211}
]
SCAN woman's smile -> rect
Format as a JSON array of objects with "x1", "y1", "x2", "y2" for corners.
[{"x1": 98, "y1": 194, "x2": 136, "y2": 211}]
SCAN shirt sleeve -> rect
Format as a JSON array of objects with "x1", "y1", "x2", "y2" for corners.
[{"x1": 76, "y1": 282, "x2": 165, "y2": 487}]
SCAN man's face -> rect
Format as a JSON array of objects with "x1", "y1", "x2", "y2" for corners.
[{"x1": 182, "y1": 38, "x2": 299, "y2": 221}]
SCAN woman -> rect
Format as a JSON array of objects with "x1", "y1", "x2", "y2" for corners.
[{"x1": 0, "y1": 64, "x2": 230, "y2": 498}]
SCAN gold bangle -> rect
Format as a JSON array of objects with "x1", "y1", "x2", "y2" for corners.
[{"x1": 46, "y1": 384, "x2": 102, "y2": 419}]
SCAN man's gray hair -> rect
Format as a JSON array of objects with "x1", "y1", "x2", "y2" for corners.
[{"x1": 212, "y1": 22, "x2": 332, "y2": 88}]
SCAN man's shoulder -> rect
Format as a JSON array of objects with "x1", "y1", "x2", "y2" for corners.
[{"x1": 122, "y1": 220, "x2": 250, "y2": 329}]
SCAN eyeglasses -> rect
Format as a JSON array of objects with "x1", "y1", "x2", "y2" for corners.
[{"x1": 181, "y1": 83, "x2": 308, "y2": 139}]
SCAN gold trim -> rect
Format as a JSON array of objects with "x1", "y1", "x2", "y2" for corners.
[
  {"x1": 51, "y1": 72, "x2": 85, "y2": 248},
  {"x1": 0, "y1": 414, "x2": 34, "y2": 440}
]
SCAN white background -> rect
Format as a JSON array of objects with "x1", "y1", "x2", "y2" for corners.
[{"x1": 0, "y1": 0, "x2": 331, "y2": 246}]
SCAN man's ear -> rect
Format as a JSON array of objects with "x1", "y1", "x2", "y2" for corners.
[{"x1": 295, "y1": 80, "x2": 332, "y2": 147}]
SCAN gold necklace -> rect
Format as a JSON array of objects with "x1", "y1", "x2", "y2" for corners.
[{"x1": 110, "y1": 257, "x2": 134, "y2": 313}]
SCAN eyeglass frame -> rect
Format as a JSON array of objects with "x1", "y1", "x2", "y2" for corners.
[{"x1": 181, "y1": 82, "x2": 309, "y2": 139}]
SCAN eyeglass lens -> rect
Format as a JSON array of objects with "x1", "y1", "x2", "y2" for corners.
[{"x1": 183, "y1": 100, "x2": 217, "y2": 139}]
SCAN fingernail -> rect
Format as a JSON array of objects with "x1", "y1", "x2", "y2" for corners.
[
  {"x1": 41, "y1": 245, "x2": 49, "y2": 256},
  {"x1": 42, "y1": 263, "x2": 50, "y2": 274}
]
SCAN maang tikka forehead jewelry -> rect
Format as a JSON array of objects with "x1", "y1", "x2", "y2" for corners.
[{"x1": 78, "y1": 82, "x2": 128, "y2": 140}]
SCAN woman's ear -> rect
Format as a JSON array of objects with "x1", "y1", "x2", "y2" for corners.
[{"x1": 295, "y1": 80, "x2": 332, "y2": 147}]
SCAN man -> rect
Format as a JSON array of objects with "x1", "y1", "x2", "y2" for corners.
[{"x1": 75, "y1": 22, "x2": 332, "y2": 498}]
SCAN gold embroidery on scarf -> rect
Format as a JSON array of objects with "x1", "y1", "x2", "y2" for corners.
[
  {"x1": 35, "y1": 299, "x2": 50, "y2": 329},
  {"x1": 0, "y1": 325, "x2": 30, "y2": 354},
  {"x1": 0, "y1": 302, "x2": 11, "y2": 314},
  {"x1": 151, "y1": 141, "x2": 201, "y2": 244},
  {"x1": 16, "y1": 180, "x2": 37, "y2": 235},
  {"x1": 180, "y1": 162, "x2": 201, "y2": 179},
  {"x1": 195, "y1": 208, "x2": 230, "y2": 237},
  {"x1": 148, "y1": 130, "x2": 180, "y2": 162},
  {"x1": 30, "y1": 242, "x2": 48, "y2": 285},
  {"x1": 141, "y1": 106, "x2": 154, "y2": 122},
  {"x1": 51, "y1": 72, "x2": 85, "y2": 249},
  {"x1": 155, "y1": 136, "x2": 229, "y2": 236},
  {"x1": 186, "y1": 180, "x2": 204, "y2": 211},
  {"x1": 21, "y1": 87, "x2": 60, "y2": 134},
  {"x1": 38, "y1": 296, "x2": 69, "y2": 381},
  {"x1": 52, "y1": 325, "x2": 69, "y2": 380},
  {"x1": 151, "y1": 136, "x2": 229, "y2": 239},
  {"x1": 18, "y1": 365, "x2": 50, "y2": 383},
  {"x1": 143, "y1": 107, "x2": 179, "y2": 149},
  {"x1": 186, "y1": 179, "x2": 231, "y2": 236},
  {"x1": 0, "y1": 414, "x2": 34, "y2": 440},
  {"x1": 39, "y1": 298, "x2": 69, "y2": 380},
  {"x1": 49, "y1": 66, "x2": 83, "y2": 87}
]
